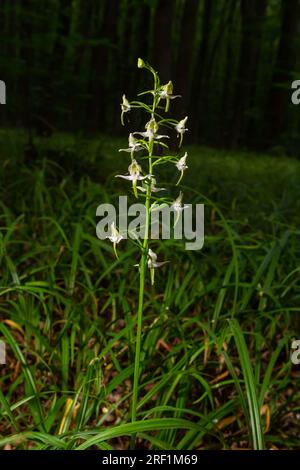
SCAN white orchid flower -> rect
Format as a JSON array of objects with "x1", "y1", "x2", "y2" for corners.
[
  {"x1": 134, "y1": 248, "x2": 169, "y2": 284},
  {"x1": 176, "y1": 152, "x2": 188, "y2": 171},
  {"x1": 106, "y1": 222, "x2": 123, "y2": 259},
  {"x1": 175, "y1": 152, "x2": 188, "y2": 185},
  {"x1": 120, "y1": 94, "x2": 131, "y2": 125},
  {"x1": 134, "y1": 118, "x2": 169, "y2": 142},
  {"x1": 115, "y1": 159, "x2": 146, "y2": 198},
  {"x1": 137, "y1": 176, "x2": 166, "y2": 193},
  {"x1": 118, "y1": 133, "x2": 143, "y2": 156},
  {"x1": 171, "y1": 191, "x2": 188, "y2": 226},
  {"x1": 175, "y1": 116, "x2": 188, "y2": 147},
  {"x1": 147, "y1": 248, "x2": 169, "y2": 285},
  {"x1": 158, "y1": 81, "x2": 181, "y2": 112}
]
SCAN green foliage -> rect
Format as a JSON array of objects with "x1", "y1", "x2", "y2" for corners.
[{"x1": 0, "y1": 131, "x2": 299, "y2": 449}]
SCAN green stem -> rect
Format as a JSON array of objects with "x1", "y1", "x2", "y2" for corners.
[
  {"x1": 131, "y1": 141, "x2": 153, "y2": 427},
  {"x1": 131, "y1": 67, "x2": 157, "y2": 447}
]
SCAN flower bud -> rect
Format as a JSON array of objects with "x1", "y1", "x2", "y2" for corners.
[
  {"x1": 146, "y1": 117, "x2": 159, "y2": 135},
  {"x1": 121, "y1": 94, "x2": 130, "y2": 113},
  {"x1": 137, "y1": 58, "x2": 145, "y2": 69},
  {"x1": 165, "y1": 81, "x2": 173, "y2": 95}
]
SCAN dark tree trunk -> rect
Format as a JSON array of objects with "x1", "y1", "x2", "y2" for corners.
[
  {"x1": 90, "y1": 0, "x2": 118, "y2": 132},
  {"x1": 174, "y1": 0, "x2": 200, "y2": 120},
  {"x1": 230, "y1": 0, "x2": 267, "y2": 148},
  {"x1": 218, "y1": 0, "x2": 238, "y2": 147},
  {"x1": 152, "y1": 0, "x2": 174, "y2": 83},
  {"x1": 265, "y1": 0, "x2": 299, "y2": 147},
  {"x1": 191, "y1": 0, "x2": 213, "y2": 143}
]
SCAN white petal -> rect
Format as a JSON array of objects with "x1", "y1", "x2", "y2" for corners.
[
  {"x1": 115, "y1": 175, "x2": 134, "y2": 180},
  {"x1": 155, "y1": 134, "x2": 169, "y2": 140},
  {"x1": 151, "y1": 187, "x2": 166, "y2": 192},
  {"x1": 153, "y1": 261, "x2": 169, "y2": 268}
]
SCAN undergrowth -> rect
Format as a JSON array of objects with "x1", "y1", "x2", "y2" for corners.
[{"x1": 0, "y1": 130, "x2": 299, "y2": 449}]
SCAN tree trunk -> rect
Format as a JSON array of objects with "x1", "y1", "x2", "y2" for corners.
[
  {"x1": 265, "y1": 0, "x2": 299, "y2": 147},
  {"x1": 231, "y1": 0, "x2": 267, "y2": 148},
  {"x1": 191, "y1": 0, "x2": 213, "y2": 142}
]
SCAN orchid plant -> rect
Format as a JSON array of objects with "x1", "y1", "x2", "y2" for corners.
[{"x1": 107, "y1": 58, "x2": 189, "y2": 431}]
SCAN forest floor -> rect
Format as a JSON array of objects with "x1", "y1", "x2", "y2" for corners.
[{"x1": 0, "y1": 129, "x2": 299, "y2": 450}]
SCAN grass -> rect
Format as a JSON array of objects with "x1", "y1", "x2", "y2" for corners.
[{"x1": 0, "y1": 129, "x2": 299, "y2": 450}]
